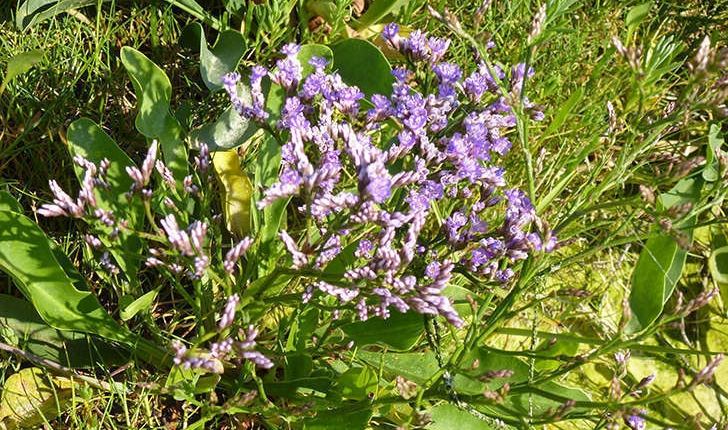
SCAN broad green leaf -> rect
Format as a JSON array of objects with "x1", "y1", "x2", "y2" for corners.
[
  {"x1": 120, "y1": 46, "x2": 188, "y2": 183},
  {"x1": 355, "y1": 350, "x2": 439, "y2": 386},
  {"x1": 15, "y1": 0, "x2": 96, "y2": 30},
  {"x1": 252, "y1": 134, "x2": 288, "y2": 265},
  {"x1": 0, "y1": 191, "x2": 23, "y2": 213},
  {"x1": 284, "y1": 353, "x2": 313, "y2": 381},
  {"x1": 67, "y1": 118, "x2": 141, "y2": 224},
  {"x1": 298, "y1": 44, "x2": 334, "y2": 77},
  {"x1": 212, "y1": 150, "x2": 252, "y2": 236},
  {"x1": 0, "y1": 367, "x2": 74, "y2": 430},
  {"x1": 625, "y1": 2, "x2": 652, "y2": 43},
  {"x1": 287, "y1": 307, "x2": 319, "y2": 352},
  {"x1": 427, "y1": 404, "x2": 495, "y2": 430},
  {"x1": 0, "y1": 49, "x2": 43, "y2": 96},
  {"x1": 190, "y1": 91, "x2": 259, "y2": 151},
  {"x1": 626, "y1": 177, "x2": 703, "y2": 333},
  {"x1": 0, "y1": 211, "x2": 130, "y2": 342},
  {"x1": 0, "y1": 294, "x2": 130, "y2": 368},
  {"x1": 66, "y1": 119, "x2": 144, "y2": 289},
  {"x1": 0, "y1": 211, "x2": 167, "y2": 366},
  {"x1": 349, "y1": 0, "x2": 409, "y2": 30},
  {"x1": 303, "y1": 401, "x2": 373, "y2": 430},
  {"x1": 335, "y1": 366, "x2": 378, "y2": 400},
  {"x1": 331, "y1": 39, "x2": 394, "y2": 97},
  {"x1": 118, "y1": 288, "x2": 159, "y2": 321},
  {"x1": 626, "y1": 234, "x2": 688, "y2": 333},
  {"x1": 342, "y1": 311, "x2": 424, "y2": 351},
  {"x1": 180, "y1": 22, "x2": 246, "y2": 91},
  {"x1": 709, "y1": 246, "x2": 728, "y2": 285}
]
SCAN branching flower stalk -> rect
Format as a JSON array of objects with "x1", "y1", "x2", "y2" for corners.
[{"x1": 220, "y1": 24, "x2": 553, "y2": 337}]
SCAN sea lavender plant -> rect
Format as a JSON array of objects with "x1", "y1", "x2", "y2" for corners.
[{"x1": 221, "y1": 23, "x2": 553, "y2": 330}]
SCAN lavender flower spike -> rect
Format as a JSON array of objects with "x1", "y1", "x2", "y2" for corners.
[
  {"x1": 224, "y1": 237, "x2": 254, "y2": 274},
  {"x1": 218, "y1": 293, "x2": 240, "y2": 330}
]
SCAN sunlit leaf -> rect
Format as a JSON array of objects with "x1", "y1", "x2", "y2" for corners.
[{"x1": 0, "y1": 367, "x2": 73, "y2": 430}]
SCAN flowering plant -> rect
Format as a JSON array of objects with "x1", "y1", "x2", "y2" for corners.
[{"x1": 5, "y1": 6, "x2": 726, "y2": 428}]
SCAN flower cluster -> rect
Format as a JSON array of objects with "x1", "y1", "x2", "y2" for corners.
[
  {"x1": 223, "y1": 24, "x2": 554, "y2": 328},
  {"x1": 39, "y1": 141, "x2": 271, "y2": 372}
]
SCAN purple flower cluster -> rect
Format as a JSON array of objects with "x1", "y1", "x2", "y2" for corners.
[
  {"x1": 171, "y1": 320, "x2": 273, "y2": 374},
  {"x1": 221, "y1": 26, "x2": 554, "y2": 328}
]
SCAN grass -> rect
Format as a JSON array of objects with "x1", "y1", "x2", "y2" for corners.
[{"x1": 1, "y1": 0, "x2": 727, "y2": 428}]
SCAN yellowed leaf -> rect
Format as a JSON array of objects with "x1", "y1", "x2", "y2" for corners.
[
  {"x1": 0, "y1": 367, "x2": 74, "y2": 430},
  {"x1": 212, "y1": 150, "x2": 252, "y2": 237}
]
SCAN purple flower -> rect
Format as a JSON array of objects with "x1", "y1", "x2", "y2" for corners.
[
  {"x1": 623, "y1": 410, "x2": 647, "y2": 430},
  {"x1": 382, "y1": 23, "x2": 400, "y2": 45},
  {"x1": 425, "y1": 261, "x2": 441, "y2": 279},
  {"x1": 218, "y1": 294, "x2": 240, "y2": 330},
  {"x1": 428, "y1": 36, "x2": 450, "y2": 64},
  {"x1": 432, "y1": 62, "x2": 462, "y2": 85},
  {"x1": 404, "y1": 30, "x2": 429, "y2": 61}
]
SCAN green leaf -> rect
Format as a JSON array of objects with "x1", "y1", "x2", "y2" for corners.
[
  {"x1": 427, "y1": 404, "x2": 495, "y2": 430},
  {"x1": 626, "y1": 234, "x2": 687, "y2": 333},
  {"x1": 165, "y1": 0, "x2": 221, "y2": 30},
  {"x1": 303, "y1": 401, "x2": 373, "y2": 430},
  {"x1": 625, "y1": 2, "x2": 652, "y2": 43},
  {"x1": 298, "y1": 44, "x2": 334, "y2": 77},
  {"x1": 0, "y1": 211, "x2": 131, "y2": 343},
  {"x1": 0, "y1": 49, "x2": 43, "y2": 96},
  {"x1": 0, "y1": 211, "x2": 167, "y2": 367},
  {"x1": 67, "y1": 119, "x2": 141, "y2": 224},
  {"x1": 288, "y1": 307, "x2": 319, "y2": 352},
  {"x1": 342, "y1": 311, "x2": 424, "y2": 351},
  {"x1": 190, "y1": 96, "x2": 259, "y2": 151},
  {"x1": 120, "y1": 46, "x2": 188, "y2": 183},
  {"x1": 15, "y1": 0, "x2": 98, "y2": 30},
  {"x1": 0, "y1": 191, "x2": 23, "y2": 213},
  {"x1": 331, "y1": 39, "x2": 394, "y2": 97},
  {"x1": 335, "y1": 366, "x2": 378, "y2": 400},
  {"x1": 0, "y1": 294, "x2": 130, "y2": 368},
  {"x1": 709, "y1": 246, "x2": 728, "y2": 285},
  {"x1": 66, "y1": 119, "x2": 144, "y2": 288},
  {"x1": 626, "y1": 177, "x2": 703, "y2": 333},
  {"x1": 284, "y1": 353, "x2": 313, "y2": 380},
  {"x1": 349, "y1": 0, "x2": 409, "y2": 30},
  {"x1": 544, "y1": 86, "x2": 584, "y2": 136},
  {"x1": 703, "y1": 123, "x2": 724, "y2": 182},
  {"x1": 355, "y1": 350, "x2": 438, "y2": 385},
  {"x1": 180, "y1": 22, "x2": 246, "y2": 91},
  {"x1": 118, "y1": 288, "x2": 159, "y2": 321}
]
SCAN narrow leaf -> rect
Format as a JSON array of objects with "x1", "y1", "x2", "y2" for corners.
[{"x1": 350, "y1": 0, "x2": 409, "y2": 30}]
